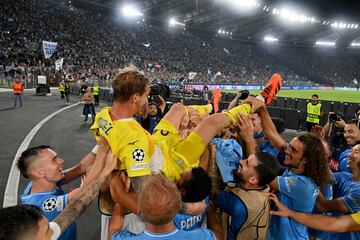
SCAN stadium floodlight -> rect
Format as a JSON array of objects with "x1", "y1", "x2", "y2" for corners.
[
  {"x1": 169, "y1": 18, "x2": 176, "y2": 26},
  {"x1": 168, "y1": 18, "x2": 185, "y2": 27},
  {"x1": 316, "y1": 41, "x2": 335, "y2": 47},
  {"x1": 264, "y1": 36, "x2": 279, "y2": 42},
  {"x1": 232, "y1": 0, "x2": 259, "y2": 8},
  {"x1": 272, "y1": 8, "x2": 280, "y2": 15},
  {"x1": 122, "y1": 5, "x2": 143, "y2": 18},
  {"x1": 331, "y1": 21, "x2": 358, "y2": 29},
  {"x1": 274, "y1": 7, "x2": 318, "y2": 25},
  {"x1": 351, "y1": 42, "x2": 360, "y2": 47}
]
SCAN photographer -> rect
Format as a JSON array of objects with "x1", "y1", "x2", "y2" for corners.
[
  {"x1": 136, "y1": 95, "x2": 166, "y2": 134},
  {"x1": 323, "y1": 112, "x2": 347, "y2": 171},
  {"x1": 324, "y1": 112, "x2": 360, "y2": 172}
]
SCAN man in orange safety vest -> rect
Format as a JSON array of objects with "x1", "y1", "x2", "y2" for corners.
[{"x1": 13, "y1": 77, "x2": 24, "y2": 107}]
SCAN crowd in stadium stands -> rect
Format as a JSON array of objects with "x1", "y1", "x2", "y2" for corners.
[{"x1": 1, "y1": 0, "x2": 360, "y2": 88}]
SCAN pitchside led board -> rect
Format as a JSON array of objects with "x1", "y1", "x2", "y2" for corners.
[{"x1": 37, "y1": 75, "x2": 47, "y2": 85}]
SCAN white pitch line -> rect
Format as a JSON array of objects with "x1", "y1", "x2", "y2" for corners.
[{"x1": 3, "y1": 102, "x2": 80, "y2": 207}]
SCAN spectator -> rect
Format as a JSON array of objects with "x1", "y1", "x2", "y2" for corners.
[{"x1": 82, "y1": 87, "x2": 96, "y2": 124}]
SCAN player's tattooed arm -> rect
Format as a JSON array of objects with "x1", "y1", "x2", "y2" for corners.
[
  {"x1": 208, "y1": 144, "x2": 221, "y2": 201},
  {"x1": 54, "y1": 173, "x2": 107, "y2": 232}
]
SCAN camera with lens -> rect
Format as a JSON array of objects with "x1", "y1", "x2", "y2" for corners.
[
  {"x1": 149, "y1": 84, "x2": 171, "y2": 100},
  {"x1": 239, "y1": 89, "x2": 250, "y2": 100},
  {"x1": 329, "y1": 113, "x2": 341, "y2": 122}
]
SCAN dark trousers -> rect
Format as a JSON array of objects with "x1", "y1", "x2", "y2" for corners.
[
  {"x1": 306, "y1": 121, "x2": 318, "y2": 132},
  {"x1": 14, "y1": 93, "x2": 22, "y2": 107},
  {"x1": 94, "y1": 94, "x2": 99, "y2": 106},
  {"x1": 60, "y1": 91, "x2": 65, "y2": 99},
  {"x1": 83, "y1": 104, "x2": 95, "y2": 122},
  {"x1": 65, "y1": 93, "x2": 70, "y2": 103}
]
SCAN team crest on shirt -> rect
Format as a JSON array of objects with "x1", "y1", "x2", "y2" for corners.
[
  {"x1": 43, "y1": 198, "x2": 57, "y2": 212},
  {"x1": 285, "y1": 178, "x2": 297, "y2": 192},
  {"x1": 132, "y1": 148, "x2": 145, "y2": 162}
]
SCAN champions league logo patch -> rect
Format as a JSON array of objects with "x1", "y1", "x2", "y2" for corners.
[
  {"x1": 43, "y1": 198, "x2": 57, "y2": 212},
  {"x1": 132, "y1": 148, "x2": 145, "y2": 162}
]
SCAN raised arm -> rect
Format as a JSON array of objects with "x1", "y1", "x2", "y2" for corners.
[
  {"x1": 258, "y1": 104, "x2": 286, "y2": 150},
  {"x1": 157, "y1": 95, "x2": 166, "y2": 114},
  {"x1": 85, "y1": 136, "x2": 110, "y2": 183},
  {"x1": 62, "y1": 146, "x2": 97, "y2": 184},
  {"x1": 236, "y1": 114, "x2": 255, "y2": 156},
  {"x1": 53, "y1": 150, "x2": 116, "y2": 235}
]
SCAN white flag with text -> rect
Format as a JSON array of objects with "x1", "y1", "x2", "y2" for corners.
[
  {"x1": 55, "y1": 58, "x2": 63, "y2": 71},
  {"x1": 42, "y1": 40, "x2": 58, "y2": 59}
]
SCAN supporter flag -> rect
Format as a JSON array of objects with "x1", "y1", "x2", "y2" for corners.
[
  {"x1": 55, "y1": 58, "x2": 64, "y2": 71},
  {"x1": 189, "y1": 72, "x2": 197, "y2": 80},
  {"x1": 223, "y1": 48, "x2": 230, "y2": 54},
  {"x1": 207, "y1": 68, "x2": 213, "y2": 80},
  {"x1": 211, "y1": 71, "x2": 221, "y2": 82},
  {"x1": 142, "y1": 43, "x2": 151, "y2": 48},
  {"x1": 42, "y1": 40, "x2": 58, "y2": 59}
]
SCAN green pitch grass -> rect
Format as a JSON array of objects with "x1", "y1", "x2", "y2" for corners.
[{"x1": 225, "y1": 90, "x2": 360, "y2": 103}]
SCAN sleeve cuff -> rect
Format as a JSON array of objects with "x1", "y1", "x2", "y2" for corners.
[{"x1": 49, "y1": 221, "x2": 61, "y2": 240}]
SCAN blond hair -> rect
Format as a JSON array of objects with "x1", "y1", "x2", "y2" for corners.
[{"x1": 139, "y1": 175, "x2": 181, "y2": 225}]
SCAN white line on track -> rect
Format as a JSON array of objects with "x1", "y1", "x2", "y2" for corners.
[{"x1": 3, "y1": 102, "x2": 80, "y2": 207}]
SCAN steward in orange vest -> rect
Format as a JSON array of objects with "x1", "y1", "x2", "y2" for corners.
[{"x1": 13, "y1": 78, "x2": 23, "y2": 107}]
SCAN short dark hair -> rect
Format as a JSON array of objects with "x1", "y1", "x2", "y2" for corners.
[
  {"x1": 271, "y1": 117, "x2": 286, "y2": 134},
  {"x1": 254, "y1": 151, "x2": 281, "y2": 187},
  {"x1": 182, "y1": 167, "x2": 212, "y2": 203},
  {"x1": 312, "y1": 94, "x2": 319, "y2": 98},
  {"x1": 17, "y1": 145, "x2": 51, "y2": 178},
  {"x1": 148, "y1": 101, "x2": 159, "y2": 107},
  {"x1": 347, "y1": 118, "x2": 360, "y2": 129},
  {"x1": 0, "y1": 205, "x2": 42, "y2": 240}
]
